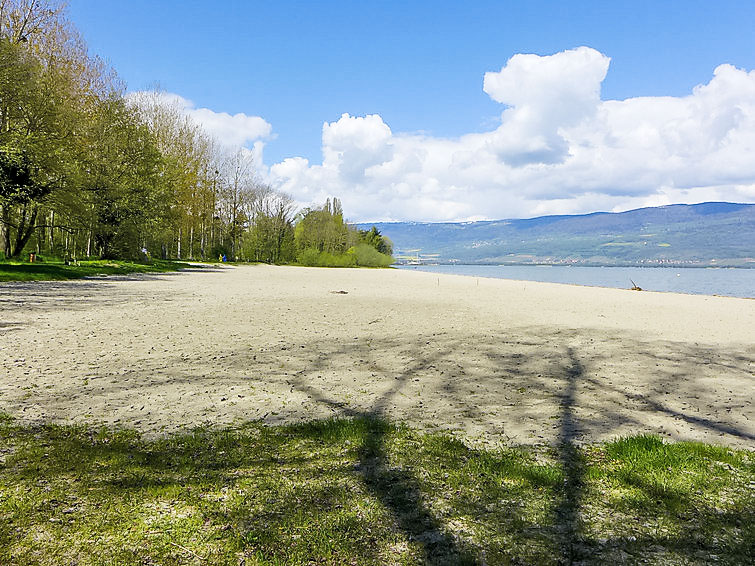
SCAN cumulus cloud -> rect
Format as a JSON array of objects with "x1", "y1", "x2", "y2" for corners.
[
  {"x1": 322, "y1": 113, "x2": 394, "y2": 182},
  {"x1": 189, "y1": 106, "x2": 272, "y2": 148},
  {"x1": 482, "y1": 46, "x2": 610, "y2": 166},
  {"x1": 267, "y1": 47, "x2": 755, "y2": 221}
]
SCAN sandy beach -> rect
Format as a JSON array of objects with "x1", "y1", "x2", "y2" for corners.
[{"x1": 1, "y1": 264, "x2": 753, "y2": 448}]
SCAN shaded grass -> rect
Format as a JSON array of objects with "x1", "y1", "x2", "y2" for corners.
[
  {"x1": 0, "y1": 259, "x2": 194, "y2": 282},
  {"x1": 0, "y1": 416, "x2": 752, "y2": 565}
]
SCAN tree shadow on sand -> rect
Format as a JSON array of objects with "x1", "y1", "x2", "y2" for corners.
[
  {"x1": 541, "y1": 344, "x2": 753, "y2": 565},
  {"x1": 292, "y1": 350, "x2": 478, "y2": 564},
  {"x1": 551, "y1": 348, "x2": 589, "y2": 564},
  {"x1": 279, "y1": 331, "x2": 754, "y2": 564}
]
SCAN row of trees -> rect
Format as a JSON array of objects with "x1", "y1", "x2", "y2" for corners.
[
  {"x1": 1, "y1": 0, "x2": 391, "y2": 267},
  {"x1": 0, "y1": 0, "x2": 214, "y2": 260}
]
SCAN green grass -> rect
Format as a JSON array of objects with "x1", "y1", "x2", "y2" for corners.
[
  {"x1": 0, "y1": 416, "x2": 752, "y2": 565},
  {"x1": 0, "y1": 259, "x2": 195, "y2": 282}
]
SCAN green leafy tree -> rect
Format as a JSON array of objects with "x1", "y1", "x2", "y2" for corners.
[
  {"x1": 358, "y1": 225, "x2": 393, "y2": 255},
  {"x1": 294, "y1": 197, "x2": 355, "y2": 255},
  {"x1": 75, "y1": 95, "x2": 162, "y2": 258},
  {"x1": 130, "y1": 90, "x2": 218, "y2": 260},
  {"x1": 1, "y1": 1, "x2": 301, "y2": 263},
  {"x1": 292, "y1": 198, "x2": 393, "y2": 267},
  {"x1": 0, "y1": 35, "x2": 68, "y2": 257}
]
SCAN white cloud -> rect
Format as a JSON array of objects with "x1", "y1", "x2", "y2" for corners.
[
  {"x1": 322, "y1": 113, "x2": 394, "y2": 182},
  {"x1": 189, "y1": 106, "x2": 272, "y2": 148},
  {"x1": 482, "y1": 46, "x2": 610, "y2": 166},
  {"x1": 267, "y1": 47, "x2": 755, "y2": 222}
]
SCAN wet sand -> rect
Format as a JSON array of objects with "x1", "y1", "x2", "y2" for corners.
[{"x1": 1, "y1": 264, "x2": 753, "y2": 448}]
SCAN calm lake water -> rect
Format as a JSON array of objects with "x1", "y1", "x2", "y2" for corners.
[{"x1": 395, "y1": 264, "x2": 755, "y2": 298}]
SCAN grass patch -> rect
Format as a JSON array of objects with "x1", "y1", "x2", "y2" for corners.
[
  {"x1": 0, "y1": 259, "x2": 194, "y2": 282},
  {"x1": 0, "y1": 416, "x2": 752, "y2": 564}
]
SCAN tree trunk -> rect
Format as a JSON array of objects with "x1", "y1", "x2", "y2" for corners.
[
  {"x1": 10, "y1": 204, "x2": 39, "y2": 258},
  {"x1": 0, "y1": 204, "x2": 9, "y2": 258},
  {"x1": 200, "y1": 219, "x2": 206, "y2": 260},
  {"x1": 48, "y1": 210, "x2": 55, "y2": 253},
  {"x1": 189, "y1": 225, "x2": 194, "y2": 260}
]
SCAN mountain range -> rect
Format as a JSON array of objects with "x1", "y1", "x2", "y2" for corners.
[{"x1": 358, "y1": 202, "x2": 755, "y2": 267}]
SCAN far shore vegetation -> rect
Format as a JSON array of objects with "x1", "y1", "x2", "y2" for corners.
[{"x1": 1, "y1": 413, "x2": 752, "y2": 565}]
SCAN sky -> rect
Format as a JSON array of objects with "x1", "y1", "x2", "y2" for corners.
[{"x1": 68, "y1": 1, "x2": 755, "y2": 222}]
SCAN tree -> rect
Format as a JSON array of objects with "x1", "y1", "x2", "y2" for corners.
[
  {"x1": 74, "y1": 94, "x2": 162, "y2": 258},
  {"x1": 216, "y1": 148, "x2": 259, "y2": 260},
  {"x1": 358, "y1": 225, "x2": 393, "y2": 255},
  {"x1": 294, "y1": 197, "x2": 355, "y2": 255},
  {"x1": 242, "y1": 188, "x2": 296, "y2": 263},
  {"x1": 0, "y1": 34, "x2": 65, "y2": 257},
  {"x1": 130, "y1": 90, "x2": 218, "y2": 260}
]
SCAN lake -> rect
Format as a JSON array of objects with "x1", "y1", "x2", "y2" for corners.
[{"x1": 395, "y1": 264, "x2": 755, "y2": 298}]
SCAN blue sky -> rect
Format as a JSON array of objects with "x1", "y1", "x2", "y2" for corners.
[{"x1": 68, "y1": 1, "x2": 755, "y2": 221}]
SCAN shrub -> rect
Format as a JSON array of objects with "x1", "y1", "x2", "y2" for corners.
[
  {"x1": 297, "y1": 247, "x2": 322, "y2": 266},
  {"x1": 296, "y1": 248, "x2": 356, "y2": 267},
  {"x1": 350, "y1": 244, "x2": 393, "y2": 267}
]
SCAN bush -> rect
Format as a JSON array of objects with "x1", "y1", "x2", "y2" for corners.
[
  {"x1": 296, "y1": 245, "x2": 393, "y2": 268},
  {"x1": 297, "y1": 247, "x2": 322, "y2": 266},
  {"x1": 297, "y1": 247, "x2": 357, "y2": 267},
  {"x1": 350, "y1": 244, "x2": 393, "y2": 267}
]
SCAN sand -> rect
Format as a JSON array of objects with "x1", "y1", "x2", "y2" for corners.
[{"x1": 1, "y1": 264, "x2": 753, "y2": 449}]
